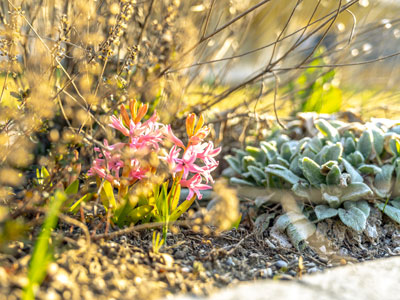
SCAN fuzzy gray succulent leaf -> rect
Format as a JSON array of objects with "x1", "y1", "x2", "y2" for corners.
[
  {"x1": 344, "y1": 137, "x2": 356, "y2": 155},
  {"x1": 224, "y1": 155, "x2": 242, "y2": 174},
  {"x1": 326, "y1": 164, "x2": 341, "y2": 186},
  {"x1": 280, "y1": 142, "x2": 293, "y2": 162},
  {"x1": 260, "y1": 141, "x2": 278, "y2": 162},
  {"x1": 291, "y1": 182, "x2": 311, "y2": 199},
  {"x1": 322, "y1": 192, "x2": 341, "y2": 208},
  {"x1": 342, "y1": 158, "x2": 363, "y2": 183},
  {"x1": 289, "y1": 155, "x2": 303, "y2": 176},
  {"x1": 346, "y1": 151, "x2": 365, "y2": 167},
  {"x1": 242, "y1": 155, "x2": 257, "y2": 172},
  {"x1": 373, "y1": 164, "x2": 394, "y2": 198},
  {"x1": 371, "y1": 128, "x2": 385, "y2": 156},
  {"x1": 389, "y1": 138, "x2": 400, "y2": 157},
  {"x1": 245, "y1": 146, "x2": 267, "y2": 165},
  {"x1": 358, "y1": 164, "x2": 382, "y2": 175},
  {"x1": 248, "y1": 165, "x2": 267, "y2": 185},
  {"x1": 338, "y1": 206, "x2": 367, "y2": 232},
  {"x1": 390, "y1": 199, "x2": 400, "y2": 210},
  {"x1": 265, "y1": 164, "x2": 301, "y2": 185},
  {"x1": 393, "y1": 158, "x2": 400, "y2": 197},
  {"x1": 315, "y1": 205, "x2": 338, "y2": 221},
  {"x1": 229, "y1": 177, "x2": 256, "y2": 187},
  {"x1": 286, "y1": 220, "x2": 316, "y2": 250},
  {"x1": 315, "y1": 119, "x2": 340, "y2": 142},
  {"x1": 343, "y1": 200, "x2": 370, "y2": 218},
  {"x1": 357, "y1": 130, "x2": 373, "y2": 161},
  {"x1": 376, "y1": 203, "x2": 400, "y2": 224},
  {"x1": 340, "y1": 182, "x2": 373, "y2": 202},
  {"x1": 302, "y1": 157, "x2": 325, "y2": 187},
  {"x1": 276, "y1": 156, "x2": 290, "y2": 168},
  {"x1": 316, "y1": 143, "x2": 343, "y2": 165}
]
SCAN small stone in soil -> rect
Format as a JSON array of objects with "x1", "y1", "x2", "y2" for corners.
[
  {"x1": 275, "y1": 260, "x2": 288, "y2": 269},
  {"x1": 226, "y1": 257, "x2": 235, "y2": 267},
  {"x1": 308, "y1": 267, "x2": 318, "y2": 274}
]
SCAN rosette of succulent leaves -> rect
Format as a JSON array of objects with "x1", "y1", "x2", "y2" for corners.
[{"x1": 225, "y1": 118, "x2": 400, "y2": 248}]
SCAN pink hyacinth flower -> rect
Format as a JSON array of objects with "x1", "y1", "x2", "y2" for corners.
[
  {"x1": 165, "y1": 125, "x2": 185, "y2": 148},
  {"x1": 180, "y1": 173, "x2": 211, "y2": 200},
  {"x1": 109, "y1": 115, "x2": 130, "y2": 136}
]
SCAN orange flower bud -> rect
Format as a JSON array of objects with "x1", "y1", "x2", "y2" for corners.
[
  {"x1": 134, "y1": 103, "x2": 148, "y2": 124},
  {"x1": 129, "y1": 99, "x2": 137, "y2": 120},
  {"x1": 186, "y1": 113, "x2": 196, "y2": 137},
  {"x1": 193, "y1": 114, "x2": 204, "y2": 135},
  {"x1": 120, "y1": 105, "x2": 130, "y2": 127}
]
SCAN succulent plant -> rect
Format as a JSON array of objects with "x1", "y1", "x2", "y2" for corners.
[{"x1": 224, "y1": 118, "x2": 400, "y2": 246}]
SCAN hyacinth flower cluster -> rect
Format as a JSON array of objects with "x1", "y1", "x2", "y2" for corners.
[
  {"x1": 88, "y1": 100, "x2": 163, "y2": 195},
  {"x1": 88, "y1": 100, "x2": 221, "y2": 206},
  {"x1": 164, "y1": 113, "x2": 221, "y2": 200}
]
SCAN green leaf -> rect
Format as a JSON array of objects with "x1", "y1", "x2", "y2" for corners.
[
  {"x1": 301, "y1": 157, "x2": 325, "y2": 187},
  {"x1": 340, "y1": 183, "x2": 373, "y2": 202},
  {"x1": 326, "y1": 165, "x2": 341, "y2": 186},
  {"x1": 315, "y1": 119, "x2": 340, "y2": 142},
  {"x1": 224, "y1": 155, "x2": 242, "y2": 174},
  {"x1": 24, "y1": 190, "x2": 66, "y2": 300},
  {"x1": 170, "y1": 197, "x2": 195, "y2": 222},
  {"x1": 100, "y1": 180, "x2": 117, "y2": 210},
  {"x1": 357, "y1": 130, "x2": 373, "y2": 160},
  {"x1": 230, "y1": 177, "x2": 256, "y2": 186},
  {"x1": 127, "y1": 205, "x2": 154, "y2": 224},
  {"x1": 315, "y1": 205, "x2": 338, "y2": 221},
  {"x1": 248, "y1": 166, "x2": 267, "y2": 185},
  {"x1": 342, "y1": 158, "x2": 363, "y2": 183},
  {"x1": 376, "y1": 203, "x2": 400, "y2": 224},
  {"x1": 65, "y1": 179, "x2": 79, "y2": 195},
  {"x1": 358, "y1": 164, "x2": 382, "y2": 175},
  {"x1": 170, "y1": 183, "x2": 181, "y2": 212},
  {"x1": 69, "y1": 193, "x2": 92, "y2": 213},
  {"x1": 338, "y1": 206, "x2": 367, "y2": 232},
  {"x1": 265, "y1": 164, "x2": 301, "y2": 185}
]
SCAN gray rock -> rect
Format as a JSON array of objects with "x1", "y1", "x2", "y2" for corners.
[
  {"x1": 275, "y1": 260, "x2": 288, "y2": 269},
  {"x1": 170, "y1": 256, "x2": 400, "y2": 300}
]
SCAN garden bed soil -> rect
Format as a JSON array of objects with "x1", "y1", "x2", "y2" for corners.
[{"x1": 1, "y1": 205, "x2": 400, "y2": 300}]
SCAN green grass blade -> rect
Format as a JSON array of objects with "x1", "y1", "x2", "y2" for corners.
[{"x1": 23, "y1": 190, "x2": 66, "y2": 300}]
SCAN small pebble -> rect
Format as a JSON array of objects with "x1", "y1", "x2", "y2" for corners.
[
  {"x1": 175, "y1": 250, "x2": 186, "y2": 259},
  {"x1": 305, "y1": 262, "x2": 316, "y2": 268},
  {"x1": 275, "y1": 260, "x2": 288, "y2": 269},
  {"x1": 308, "y1": 267, "x2": 318, "y2": 274},
  {"x1": 266, "y1": 268, "x2": 273, "y2": 277},
  {"x1": 226, "y1": 257, "x2": 235, "y2": 267}
]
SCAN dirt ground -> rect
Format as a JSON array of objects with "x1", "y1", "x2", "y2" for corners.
[{"x1": 2, "y1": 204, "x2": 400, "y2": 300}]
